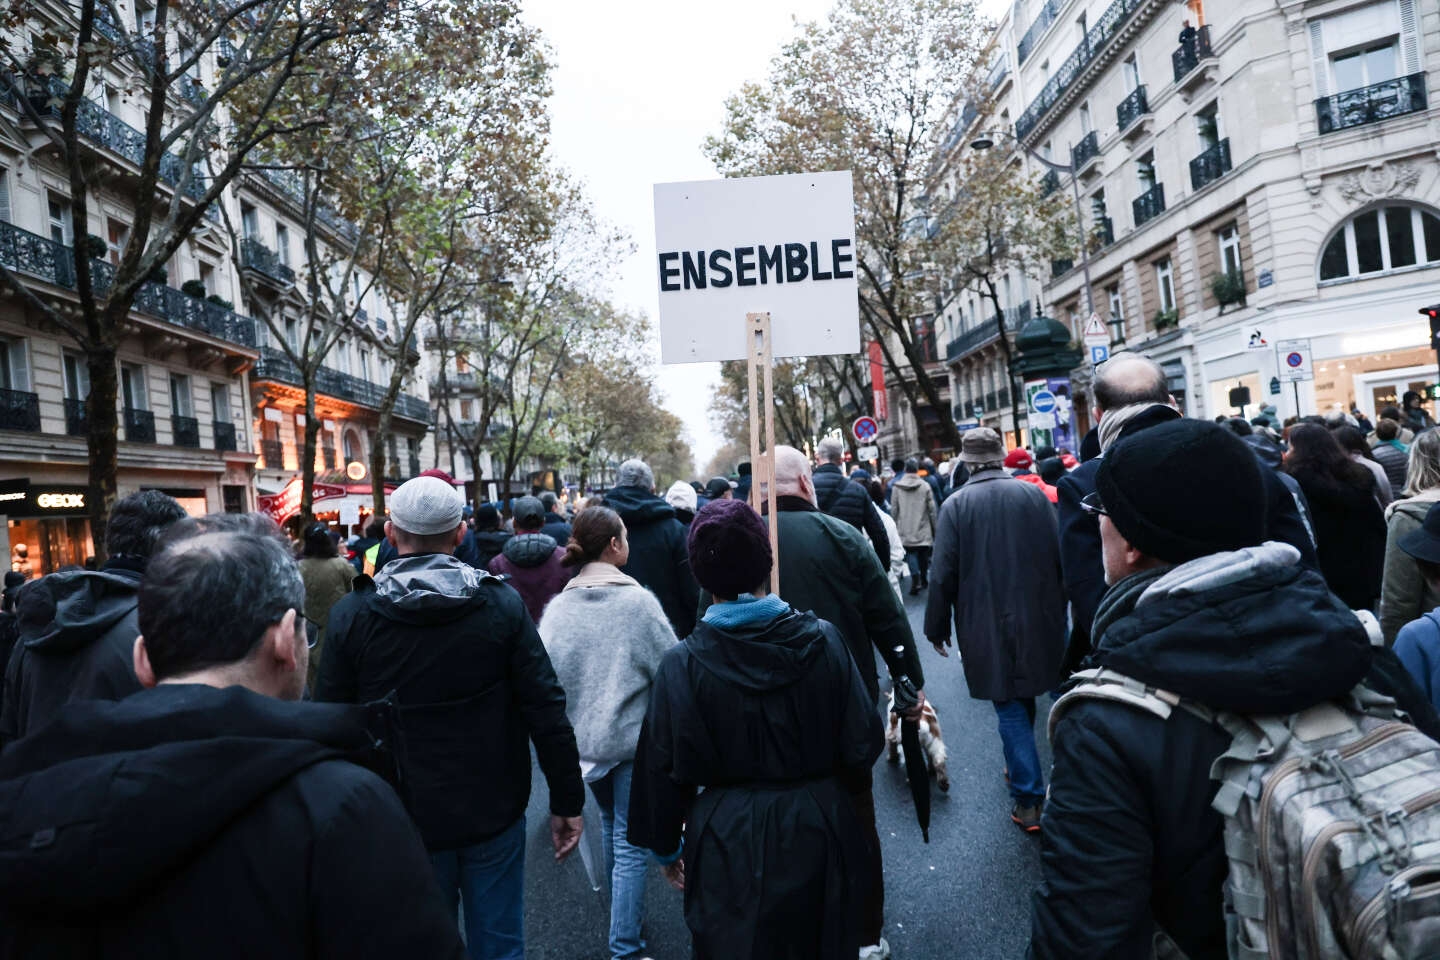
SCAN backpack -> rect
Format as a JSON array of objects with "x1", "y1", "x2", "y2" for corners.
[{"x1": 1050, "y1": 658, "x2": 1440, "y2": 960}]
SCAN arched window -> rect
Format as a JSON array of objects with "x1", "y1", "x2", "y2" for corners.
[{"x1": 1318, "y1": 203, "x2": 1440, "y2": 283}]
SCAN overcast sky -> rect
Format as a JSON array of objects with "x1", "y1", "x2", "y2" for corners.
[{"x1": 522, "y1": 0, "x2": 1006, "y2": 473}]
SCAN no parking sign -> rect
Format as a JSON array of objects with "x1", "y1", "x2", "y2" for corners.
[
  {"x1": 1276, "y1": 339, "x2": 1313, "y2": 383},
  {"x1": 852, "y1": 416, "x2": 879, "y2": 442}
]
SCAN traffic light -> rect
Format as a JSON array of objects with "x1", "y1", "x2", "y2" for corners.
[{"x1": 1424, "y1": 303, "x2": 1440, "y2": 350}]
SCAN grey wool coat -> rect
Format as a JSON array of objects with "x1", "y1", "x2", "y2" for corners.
[{"x1": 923, "y1": 468, "x2": 1066, "y2": 701}]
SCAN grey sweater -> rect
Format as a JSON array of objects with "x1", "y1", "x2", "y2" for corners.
[{"x1": 538, "y1": 570, "x2": 677, "y2": 771}]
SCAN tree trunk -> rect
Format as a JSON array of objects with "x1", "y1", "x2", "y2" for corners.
[
  {"x1": 299, "y1": 375, "x2": 320, "y2": 520},
  {"x1": 370, "y1": 411, "x2": 391, "y2": 519},
  {"x1": 982, "y1": 276, "x2": 1025, "y2": 449},
  {"x1": 85, "y1": 344, "x2": 121, "y2": 564}
]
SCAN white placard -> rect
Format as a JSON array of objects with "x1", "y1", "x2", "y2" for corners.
[
  {"x1": 1276, "y1": 338, "x2": 1313, "y2": 383},
  {"x1": 856, "y1": 444, "x2": 879, "y2": 461},
  {"x1": 339, "y1": 502, "x2": 360, "y2": 526},
  {"x1": 653, "y1": 171, "x2": 860, "y2": 363}
]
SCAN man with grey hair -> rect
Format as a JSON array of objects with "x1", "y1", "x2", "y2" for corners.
[
  {"x1": 601, "y1": 459, "x2": 699, "y2": 639},
  {"x1": 316, "y1": 476, "x2": 584, "y2": 958},
  {"x1": 537, "y1": 490, "x2": 572, "y2": 544},
  {"x1": 812, "y1": 436, "x2": 891, "y2": 566}
]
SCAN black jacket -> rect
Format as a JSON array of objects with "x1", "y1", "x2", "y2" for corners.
[
  {"x1": 1287, "y1": 465, "x2": 1386, "y2": 609},
  {"x1": 469, "y1": 529, "x2": 512, "y2": 569},
  {"x1": 1, "y1": 563, "x2": 146, "y2": 746},
  {"x1": 315, "y1": 553, "x2": 583, "y2": 850},
  {"x1": 628, "y1": 609, "x2": 884, "y2": 959},
  {"x1": 541, "y1": 513, "x2": 573, "y2": 544},
  {"x1": 1030, "y1": 552, "x2": 1392, "y2": 959},
  {"x1": 812, "y1": 463, "x2": 890, "y2": 565},
  {"x1": 1370, "y1": 442, "x2": 1409, "y2": 498},
  {"x1": 603, "y1": 485, "x2": 700, "y2": 639},
  {"x1": 0, "y1": 684, "x2": 463, "y2": 958}
]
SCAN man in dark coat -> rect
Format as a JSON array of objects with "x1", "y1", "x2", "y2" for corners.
[
  {"x1": 925, "y1": 428, "x2": 1065, "y2": 833},
  {"x1": 0, "y1": 530, "x2": 464, "y2": 958},
  {"x1": 1029, "y1": 420, "x2": 1437, "y2": 959},
  {"x1": 488, "y1": 496, "x2": 573, "y2": 623},
  {"x1": 812, "y1": 436, "x2": 891, "y2": 566},
  {"x1": 602, "y1": 459, "x2": 700, "y2": 639},
  {"x1": 316, "y1": 476, "x2": 584, "y2": 959},
  {"x1": 1, "y1": 490, "x2": 187, "y2": 746},
  {"x1": 469, "y1": 504, "x2": 513, "y2": 569},
  {"x1": 538, "y1": 491, "x2": 573, "y2": 543},
  {"x1": 629, "y1": 498, "x2": 884, "y2": 960}
]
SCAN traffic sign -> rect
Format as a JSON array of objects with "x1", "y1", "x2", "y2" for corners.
[
  {"x1": 1276, "y1": 338, "x2": 1313, "y2": 383},
  {"x1": 1082, "y1": 313, "x2": 1108, "y2": 344},
  {"x1": 1090, "y1": 344, "x2": 1110, "y2": 365},
  {"x1": 1031, "y1": 390, "x2": 1057, "y2": 414},
  {"x1": 856, "y1": 443, "x2": 879, "y2": 461},
  {"x1": 852, "y1": 416, "x2": 879, "y2": 442}
]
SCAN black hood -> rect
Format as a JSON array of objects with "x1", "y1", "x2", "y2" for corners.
[
  {"x1": 473, "y1": 530, "x2": 512, "y2": 552},
  {"x1": 1242, "y1": 433, "x2": 1284, "y2": 470},
  {"x1": 16, "y1": 568, "x2": 141, "y2": 655},
  {"x1": 687, "y1": 610, "x2": 827, "y2": 693},
  {"x1": 502, "y1": 533, "x2": 558, "y2": 568},
  {"x1": 1086, "y1": 544, "x2": 1372, "y2": 715},
  {"x1": 602, "y1": 485, "x2": 676, "y2": 527},
  {"x1": 0, "y1": 684, "x2": 403, "y2": 916}
]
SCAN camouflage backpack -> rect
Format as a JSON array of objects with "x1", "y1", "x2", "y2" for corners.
[{"x1": 1051, "y1": 659, "x2": 1440, "y2": 960}]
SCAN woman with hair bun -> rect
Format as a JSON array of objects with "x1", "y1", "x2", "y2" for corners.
[{"x1": 537, "y1": 505, "x2": 676, "y2": 960}]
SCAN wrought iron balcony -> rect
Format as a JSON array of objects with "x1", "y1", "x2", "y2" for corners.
[
  {"x1": 213, "y1": 420, "x2": 237, "y2": 451},
  {"x1": 0, "y1": 221, "x2": 257, "y2": 347},
  {"x1": 987, "y1": 51, "x2": 1010, "y2": 90},
  {"x1": 1016, "y1": 0, "x2": 1060, "y2": 65},
  {"x1": 945, "y1": 318, "x2": 1002, "y2": 362},
  {"x1": 1092, "y1": 216, "x2": 1115, "y2": 249},
  {"x1": 0, "y1": 387, "x2": 40, "y2": 432},
  {"x1": 1316, "y1": 73, "x2": 1427, "y2": 135},
  {"x1": 1015, "y1": 0, "x2": 1147, "y2": 141},
  {"x1": 1051, "y1": 257, "x2": 1075, "y2": 279},
  {"x1": 260, "y1": 439, "x2": 285, "y2": 469},
  {"x1": 1189, "y1": 138, "x2": 1232, "y2": 191},
  {"x1": 1071, "y1": 130, "x2": 1101, "y2": 170},
  {"x1": 172, "y1": 414, "x2": 200, "y2": 448},
  {"x1": 124, "y1": 407, "x2": 156, "y2": 443},
  {"x1": 240, "y1": 237, "x2": 296, "y2": 284},
  {"x1": 251, "y1": 347, "x2": 432, "y2": 424},
  {"x1": 1116, "y1": 85, "x2": 1149, "y2": 131},
  {"x1": 216, "y1": 39, "x2": 237, "y2": 66},
  {"x1": 375, "y1": 316, "x2": 388, "y2": 335},
  {"x1": 1172, "y1": 25, "x2": 1213, "y2": 84},
  {"x1": 1041, "y1": 169, "x2": 1061, "y2": 198},
  {"x1": 1132, "y1": 183, "x2": 1165, "y2": 227},
  {"x1": 355, "y1": 307, "x2": 369, "y2": 325},
  {"x1": 253, "y1": 163, "x2": 361, "y2": 244},
  {"x1": 64, "y1": 397, "x2": 87, "y2": 436}
]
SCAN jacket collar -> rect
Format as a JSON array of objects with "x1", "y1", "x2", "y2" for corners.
[
  {"x1": 775, "y1": 495, "x2": 818, "y2": 513},
  {"x1": 813, "y1": 463, "x2": 843, "y2": 476},
  {"x1": 563, "y1": 562, "x2": 639, "y2": 592}
]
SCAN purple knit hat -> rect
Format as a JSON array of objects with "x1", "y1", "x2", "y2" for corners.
[{"x1": 687, "y1": 498, "x2": 772, "y2": 599}]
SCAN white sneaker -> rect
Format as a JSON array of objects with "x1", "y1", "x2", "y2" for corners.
[{"x1": 859, "y1": 938, "x2": 891, "y2": 960}]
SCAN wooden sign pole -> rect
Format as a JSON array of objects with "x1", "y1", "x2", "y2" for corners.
[{"x1": 745, "y1": 312, "x2": 781, "y2": 596}]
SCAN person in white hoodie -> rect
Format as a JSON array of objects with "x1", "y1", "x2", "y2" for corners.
[{"x1": 538, "y1": 506, "x2": 676, "y2": 960}]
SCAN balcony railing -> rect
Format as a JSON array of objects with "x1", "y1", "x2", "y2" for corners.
[
  {"x1": 0, "y1": 387, "x2": 40, "y2": 432},
  {"x1": 260, "y1": 439, "x2": 285, "y2": 469},
  {"x1": 1172, "y1": 24, "x2": 1213, "y2": 84},
  {"x1": 251, "y1": 347, "x2": 432, "y2": 423},
  {"x1": 240, "y1": 237, "x2": 296, "y2": 284},
  {"x1": 0, "y1": 221, "x2": 257, "y2": 348},
  {"x1": 945, "y1": 318, "x2": 1002, "y2": 362},
  {"x1": 253, "y1": 164, "x2": 361, "y2": 245},
  {"x1": 1071, "y1": 129, "x2": 1101, "y2": 170},
  {"x1": 1189, "y1": 138, "x2": 1232, "y2": 191},
  {"x1": 1133, "y1": 183, "x2": 1165, "y2": 227},
  {"x1": 375, "y1": 316, "x2": 388, "y2": 335},
  {"x1": 124, "y1": 407, "x2": 155, "y2": 443},
  {"x1": 1041, "y1": 169, "x2": 1061, "y2": 198},
  {"x1": 987, "y1": 51, "x2": 1010, "y2": 90},
  {"x1": 1015, "y1": 0, "x2": 1147, "y2": 141},
  {"x1": 172, "y1": 414, "x2": 200, "y2": 447},
  {"x1": 214, "y1": 420, "x2": 237, "y2": 451},
  {"x1": 1092, "y1": 216, "x2": 1115, "y2": 249},
  {"x1": 1016, "y1": 0, "x2": 1060, "y2": 65},
  {"x1": 1116, "y1": 85, "x2": 1149, "y2": 131},
  {"x1": 1052, "y1": 257, "x2": 1075, "y2": 279},
  {"x1": 1316, "y1": 73, "x2": 1427, "y2": 135},
  {"x1": 64, "y1": 397, "x2": 87, "y2": 436}
]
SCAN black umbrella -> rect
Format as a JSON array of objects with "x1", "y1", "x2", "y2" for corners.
[{"x1": 891, "y1": 664, "x2": 930, "y2": 843}]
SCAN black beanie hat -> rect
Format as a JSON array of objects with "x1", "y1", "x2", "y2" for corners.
[
  {"x1": 1095, "y1": 419, "x2": 1268, "y2": 564},
  {"x1": 687, "y1": 498, "x2": 773, "y2": 599}
]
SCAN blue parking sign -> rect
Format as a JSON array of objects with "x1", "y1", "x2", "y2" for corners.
[{"x1": 1090, "y1": 344, "x2": 1109, "y2": 365}]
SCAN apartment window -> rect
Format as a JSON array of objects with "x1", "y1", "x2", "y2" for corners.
[
  {"x1": 1079, "y1": 101, "x2": 1091, "y2": 133},
  {"x1": 1106, "y1": 284, "x2": 1125, "y2": 342},
  {"x1": 284, "y1": 317, "x2": 299, "y2": 352},
  {"x1": 352, "y1": 274, "x2": 362, "y2": 304},
  {"x1": 1310, "y1": 1, "x2": 1421, "y2": 98},
  {"x1": 121, "y1": 364, "x2": 148, "y2": 411},
  {"x1": 1218, "y1": 224, "x2": 1243, "y2": 276},
  {"x1": 1123, "y1": 53, "x2": 1141, "y2": 91},
  {"x1": 360, "y1": 349, "x2": 371, "y2": 382},
  {"x1": 47, "y1": 193, "x2": 73, "y2": 246},
  {"x1": 241, "y1": 203, "x2": 259, "y2": 239},
  {"x1": 170, "y1": 374, "x2": 193, "y2": 418},
  {"x1": 274, "y1": 223, "x2": 290, "y2": 266},
  {"x1": 0, "y1": 165, "x2": 10, "y2": 223},
  {"x1": 0, "y1": 337, "x2": 30, "y2": 392},
  {"x1": 199, "y1": 261, "x2": 215, "y2": 294},
  {"x1": 1333, "y1": 42, "x2": 1398, "y2": 91},
  {"x1": 1155, "y1": 258, "x2": 1177, "y2": 313},
  {"x1": 1196, "y1": 101, "x2": 1220, "y2": 150},
  {"x1": 107, "y1": 218, "x2": 129, "y2": 265},
  {"x1": 1137, "y1": 151, "x2": 1157, "y2": 190},
  {"x1": 460, "y1": 399, "x2": 474, "y2": 421},
  {"x1": 63, "y1": 352, "x2": 90, "y2": 399},
  {"x1": 1042, "y1": 140, "x2": 1053, "y2": 161},
  {"x1": 1319, "y1": 203, "x2": 1440, "y2": 282},
  {"x1": 211, "y1": 382, "x2": 231, "y2": 421},
  {"x1": 454, "y1": 354, "x2": 470, "y2": 374},
  {"x1": 135, "y1": 2, "x2": 155, "y2": 34}
]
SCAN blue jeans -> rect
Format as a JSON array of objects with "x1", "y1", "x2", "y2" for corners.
[
  {"x1": 994, "y1": 698, "x2": 1044, "y2": 805},
  {"x1": 590, "y1": 761, "x2": 649, "y2": 960},
  {"x1": 430, "y1": 817, "x2": 526, "y2": 960}
]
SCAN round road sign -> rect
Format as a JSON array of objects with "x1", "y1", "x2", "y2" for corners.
[
  {"x1": 1286, "y1": 352, "x2": 1304, "y2": 368},
  {"x1": 1031, "y1": 390, "x2": 1057, "y2": 414},
  {"x1": 852, "y1": 416, "x2": 879, "y2": 442}
]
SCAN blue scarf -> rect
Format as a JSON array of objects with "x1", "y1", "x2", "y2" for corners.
[
  {"x1": 1382, "y1": 438, "x2": 1409, "y2": 454},
  {"x1": 702, "y1": 593, "x2": 789, "y2": 628}
]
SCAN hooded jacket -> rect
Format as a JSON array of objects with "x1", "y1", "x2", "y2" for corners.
[
  {"x1": 0, "y1": 684, "x2": 464, "y2": 958},
  {"x1": 811, "y1": 463, "x2": 890, "y2": 565},
  {"x1": 1380, "y1": 489, "x2": 1440, "y2": 644},
  {"x1": 469, "y1": 528, "x2": 513, "y2": 570},
  {"x1": 1030, "y1": 543, "x2": 1379, "y2": 960},
  {"x1": 602, "y1": 484, "x2": 700, "y2": 639},
  {"x1": 1, "y1": 564, "x2": 145, "y2": 746},
  {"x1": 314, "y1": 553, "x2": 583, "y2": 851},
  {"x1": 628, "y1": 608, "x2": 884, "y2": 960},
  {"x1": 889, "y1": 474, "x2": 938, "y2": 547},
  {"x1": 541, "y1": 512, "x2": 573, "y2": 544},
  {"x1": 488, "y1": 533, "x2": 572, "y2": 623}
]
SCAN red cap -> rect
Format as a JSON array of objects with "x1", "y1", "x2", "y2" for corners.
[
  {"x1": 1003, "y1": 449, "x2": 1033, "y2": 469},
  {"x1": 418, "y1": 468, "x2": 458, "y2": 486}
]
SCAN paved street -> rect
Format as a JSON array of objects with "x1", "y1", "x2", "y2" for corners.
[{"x1": 521, "y1": 591, "x2": 1052, "y2": 959}]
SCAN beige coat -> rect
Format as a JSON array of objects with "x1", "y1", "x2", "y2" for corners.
[{"x1": 890, "y1": 474, "x2": 938, "y2": 548}]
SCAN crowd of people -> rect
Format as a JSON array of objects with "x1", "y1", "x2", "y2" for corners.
[{"x1": 4, "y1": 351, "x2": 1440, "y2": 959}]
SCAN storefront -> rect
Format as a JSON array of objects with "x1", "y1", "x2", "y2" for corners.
[{"x1": 0, "y1": 479, "x2": 95, "y2": 577}]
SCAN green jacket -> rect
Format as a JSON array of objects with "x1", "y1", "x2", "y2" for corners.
[
  {"x1": 1381, "y1": 490, "x2": 1440, "y2": 644},
  {"x1": 700, "y1": 496, "x2": 924, "y2": 703}
]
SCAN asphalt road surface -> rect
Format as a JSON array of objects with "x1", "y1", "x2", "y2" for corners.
[{"x1": 519, "y1": 591, "x2": 1053, "y2": 959}]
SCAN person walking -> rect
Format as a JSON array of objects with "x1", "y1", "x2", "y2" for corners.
[
  {"x1": 890, "y1": 458, "x2": 938, "y2": 595},
  {"x1": 1403, "y1": 390, "x2": 1437, "y2": 434},
  {"x1": 539, "y1": 491, "x2": 573, "y2": 543},
  {"x1": 665, "y1": 480, "x2": 698, "y2": 525},
  {"x1": 601, "y1": 459, "x2": 700, "y2": 639},
  {"x1": 488, "y1": 496, "x2": 573, "y2": 623},
  {"x1": 812, "y1": 436, "x2": 891, "y2": 567},
  {"x1": 925, "y1": 428, "x2": 1065, "y2": 833},
  {"x1": 1381, "y1": 428, "x2": 1440, "y2": 644},
  {"x1": 628, "y1": 498, "x2": 885, "y2": 960},
  {"x1": 1, "y1": 490, "x2": 188, "y2": 746},
  {"x1": 539, "y1": 506, "x2": 676, "y2": 960},
  {"x1": 1371, "y1": 418, "x2": 1410, "y2": 498},
  {"x1": 0, "y1": 531, "x2": 465, "y2": 958},
  {"x1": 349, "y1": 517, "x2": 387, "y2": 574},
  {"x1": 298, "y1": 522, "x2": 357, "y2": 688},
  {"x1": 1285, "y1": 423, "x2": 1386, "y2": 610},
  {"x1": 865, "y1": 476, "x2": 908, "y2": 600},
  {"x1": 1392, "y1": 502, "x2": 1440, "y2": 710},
  {"x1": 469, "y1": 504, "x2": 513, "y2": 569},
  {"x1": 315, "y1": 476, "x2": 584, "y2": 960},
  {"x1": 1332, "y1": 423, "x2": 1393, "y2": 509}
]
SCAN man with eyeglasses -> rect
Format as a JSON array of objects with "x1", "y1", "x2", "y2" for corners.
[
  {"x1": 924, "y1": 427, "x2": 1066, "y2": 834},
  {"x1": 0, "y1": 531, "x2": 464, "y2": 957}
]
